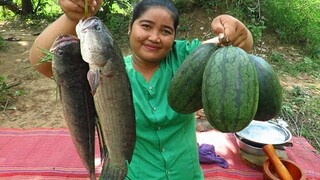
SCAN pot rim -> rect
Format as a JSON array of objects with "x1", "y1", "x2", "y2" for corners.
[{"x1": 236, "y1": 120, "x2": 292, "y2": 145}]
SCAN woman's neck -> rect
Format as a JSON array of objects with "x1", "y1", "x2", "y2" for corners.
[{"x1": 132, "y1": 56, "x2": 160, "y2": 82}]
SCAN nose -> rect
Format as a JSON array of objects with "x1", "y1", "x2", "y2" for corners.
[{"x1": 148, "y1": 30, "x2": 160, "y2": 43}]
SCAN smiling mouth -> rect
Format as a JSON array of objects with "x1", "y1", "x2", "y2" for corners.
[{"x1": 144, "y1": 44, "x2": 160, "y2": 51}]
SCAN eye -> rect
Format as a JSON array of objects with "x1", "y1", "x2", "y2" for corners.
[
  {"x1": 162, "y1": 29, "x2": 172, "y2": 35},
  {"x1": 94, "y1": 24, "x2": 101, "y2": 31},
  {"x1": 141, "y1": 24, "x2": 151, "y2": 29},
  {"x1": 56, "y1": 49, "x2": 63, "y2": 56}
]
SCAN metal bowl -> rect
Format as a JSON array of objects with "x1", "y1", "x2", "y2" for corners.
[
  {"x1": 234, "y1": 134, "x2": 291, "y2": 156},
  {"x1": 236, "y1": 120, "x2": 292, "y2": 146},
  {"x1": 235, "y1": 133, "x2": 266, "y2": 156}
]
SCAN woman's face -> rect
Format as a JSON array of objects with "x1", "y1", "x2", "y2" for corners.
[{"x1": 129, "y1": 7, "x2": 175, "y2": 64}]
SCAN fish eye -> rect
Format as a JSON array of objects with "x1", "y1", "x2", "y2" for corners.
[
  {"x1": 56, "y1": 49, "x2": 63, "y2": 56},
  {"x1": 94, "y1": 24, "x2": 101, "y2": 31}
]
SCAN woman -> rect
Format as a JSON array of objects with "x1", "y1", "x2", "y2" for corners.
[{"x1": 29, "y1": 0, "x2": 253, "y2": 179}]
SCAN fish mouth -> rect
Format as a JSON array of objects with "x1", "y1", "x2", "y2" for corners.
[
  {"x1": 78, "y1": 16, "x2": 100, "y2": 32},
  {"x1": 50, "y1": 35, "x2": 79, "y2": 53}
]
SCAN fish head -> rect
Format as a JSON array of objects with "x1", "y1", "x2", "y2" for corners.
[
  {"x1": 50, "y1": 35, "x2": 81, "y2": 74},
  {"x1": 76, "y1": 16, "x2": 114, "y2": 67}
]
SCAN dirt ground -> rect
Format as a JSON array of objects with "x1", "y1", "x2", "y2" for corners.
[{"x1": 0, "y1": 22, "x2": 66, "y2": 128}]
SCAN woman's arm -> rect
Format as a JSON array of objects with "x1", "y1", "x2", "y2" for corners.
[{"x1": 29, "y1": 15, "x2": 78, "y2": 77}]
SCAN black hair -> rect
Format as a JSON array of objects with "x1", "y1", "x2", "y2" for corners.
[{"x1": 130, "y1": 0, "x2": 179, "y2": 32}]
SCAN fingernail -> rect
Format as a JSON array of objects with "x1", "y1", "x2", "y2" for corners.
[{"x1": 92, "y1": 0, "x2": 97, "y2": 6}]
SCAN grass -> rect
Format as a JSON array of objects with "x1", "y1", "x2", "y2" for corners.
[
  {"x1": 0, "y1": 36, "x2": 7, "y2": 50},
  {"x1": 269, "y1": 51, "x2": 320, "y2": 79},
  {"x1": 262, "y1": 0, "x2": 320, "y2": 58},
  {"x1": 0, "y1": 75, "x2": 25, "y2": 110},
  {"x1": 281, "y1": 86, "x2": 320, "y2": 153}
]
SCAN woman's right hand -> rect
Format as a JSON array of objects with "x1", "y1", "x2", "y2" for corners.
[{"x1": 58, "y1": 0, "x2": 102, "y2": 21}]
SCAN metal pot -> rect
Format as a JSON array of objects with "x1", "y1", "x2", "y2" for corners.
[
  {"x1": 235, "y1": 120, "x2": 293, "y2": 146},
  {"x1": 235, "y1": 133, "x2": 266, "y2": 155},
  {"x1": 234, "y1": 133, "x2": 292, "y2": 156}
]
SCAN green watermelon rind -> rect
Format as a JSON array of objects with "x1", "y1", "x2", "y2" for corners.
[
  {"x1": 168, "y1": 43, "x2": 219, "y2": 114},
  {"x1": 248, "y1": 54, "x2": 283, "y2": 121},
  {"x1": 202, "y1": 46, "x2": 259, "y2": 132}
]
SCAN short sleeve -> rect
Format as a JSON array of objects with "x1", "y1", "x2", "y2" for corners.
[
  {"x1": 162, "y1": 39, "x2": 201, "y2": 74},
  {"x1": 170, "y1": 38, "x2": 202, "y2": 65}
]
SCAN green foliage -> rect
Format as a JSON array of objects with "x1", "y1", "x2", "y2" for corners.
[
  {"x1": 34, "y1": 47, "x2": 54, "y2": 67},
  {"x1": 100, "y1": 13, "x2": 130, "y2": 49},
  {"x1": 0, "y1": 75, "x2": 9, "y2": 104},
  {"x1": 268, "y1": 51, "x2": 320, "y2": 79},
  {"x1": 0, "y1": 0, "x2": 62, "y2": 20},
  {"x1": 261, "y1": 0, "x2": 320, "y2": 58},
  {"x1": 99, "y1": 0, "x2": 134, "y2": 16},
  {"x1": 0, "y1": 75, "x2": 25, "y2": 106},
  {"x1": 295, "y1": 57, "x2": 320, "y2": 78},
  {"x1": 246, "y1": 19, "x2": 266, "y2": 42},
  {"x1": 176, "y1": 0, "x2": 320, "y2": 58},
  {"x1": 176, "y1": 0, "x2": 267, "y2": 44},
  {"x1": 33, "y1": 0, "x2": 62, "y2": 19},
  {"x1": 269, "y1": 52, "x2": 298, "y2": 76},
  {"x1": 95, "y1": 1, "x2": 133, "y2": 49},
  {"x1": 0, "y1": 36, "x2": 6, "y2": 50},
  {"x1": 281, "y1": 86, "x2": 320, "y2": 152}
]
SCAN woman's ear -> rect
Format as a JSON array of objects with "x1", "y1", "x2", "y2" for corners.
[{"x1": 128, "y1": 22, "x2": 131, "y2": 35}]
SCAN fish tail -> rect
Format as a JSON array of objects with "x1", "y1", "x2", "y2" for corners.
[{"x1": 100, "y1": 160, "x2": 128, "y2": 180}]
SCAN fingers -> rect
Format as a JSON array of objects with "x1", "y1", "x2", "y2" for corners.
[
  {"x1": 212, "y1": 15, "x2": 237, "y2": 45},
  {"x1": 91, "y1": 0, "x2": 102, "y2": 15},
  {"x1": 58, "y1": 0, "x2": 101, "y2": 21},
  {"x1": 222, "y1": 23, "x2": 236, "y2": 44},
  {"x1": 230, "y1": 21, "x2": 247, "y2": 46},
  {"x1": 67, "y1": 0, "x2": 96, "y2": 8},
  {"x1": 211, "y1": 14, "x2": 253, "y2": 51},
  {"x1": 60, "y1": 0, "x2": 83, "y2": 13},
  {"x1": 85, "y1": 0, "x2": 100, "y2": 13},
  {"x1": 211, "y1": 17, "x2": 225, "y2": 36}
]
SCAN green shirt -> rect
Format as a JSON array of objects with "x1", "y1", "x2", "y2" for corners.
[{"x1": 124, "y1": 39, "x2": 204, "y2": 180}]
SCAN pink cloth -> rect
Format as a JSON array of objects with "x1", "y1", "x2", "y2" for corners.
[
  {"x1": 0, "y1": 128, "x2": 319, "y2": 180},
  {"x1": 197, "y1": 130, "x2": 320, "y2": 180}
]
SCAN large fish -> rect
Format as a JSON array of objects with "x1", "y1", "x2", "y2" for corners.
[
  {"x1": 50, "y1": 34, "x2": 101, "y2": 180},
  {"x1": 76, "y1": 17, "x2": 136, "y2": 179}
]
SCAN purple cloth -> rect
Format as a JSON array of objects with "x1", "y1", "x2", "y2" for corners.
[{"x1": 198, "y1": 143, "x2": 229, "y2": 168}]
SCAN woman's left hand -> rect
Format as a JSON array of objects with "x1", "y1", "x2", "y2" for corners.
[{"x1": 211, "y1": 14, "x2": 253, "y2": 52}]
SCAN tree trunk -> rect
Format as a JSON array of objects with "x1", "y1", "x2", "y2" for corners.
[{"x1": 21, "y1": 0, "x2": 33, "y2": 15}]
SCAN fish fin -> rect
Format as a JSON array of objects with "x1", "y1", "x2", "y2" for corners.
[
  {"x1": 100, "y1": 159, "x2": 128, "y2": 180},
  {"x1": 87, "y1": 69, "x2": 100, "y2": 95},
  {"x1": 95, "y1": 116, "x2": 108, "y2": 163}
]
